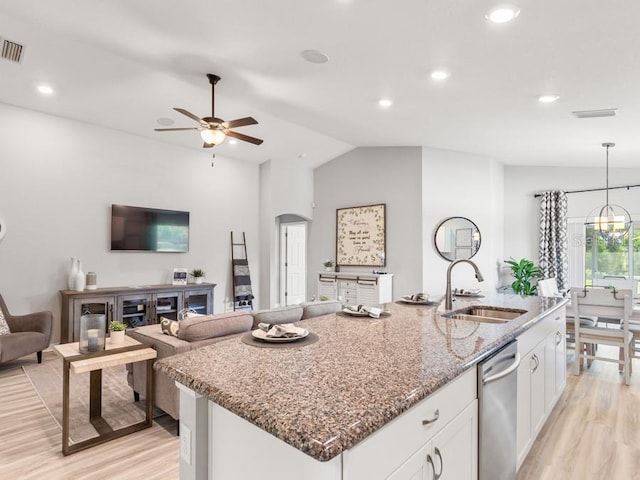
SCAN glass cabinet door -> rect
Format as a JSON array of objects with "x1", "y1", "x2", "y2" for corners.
[
  {"x1": 153, "y1": 291, "x2": 183, "y2": 322},
  {"x1": 117, "y1": 294, "x2": 151, "y2": 329},
  {"x1": 72, "y1": 296, "x2": 115, "y2": 341},
  {"x1": 184, "y1": 289, "x2": 213, "y2": 315}
]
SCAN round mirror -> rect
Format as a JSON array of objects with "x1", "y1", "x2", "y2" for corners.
[{"x1": 433, "y1": 217, "x2": 481, "y2": 261}]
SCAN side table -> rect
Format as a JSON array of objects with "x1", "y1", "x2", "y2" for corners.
[{"x1": 54, "y1": 335, "x2": 157, "y2": 455}]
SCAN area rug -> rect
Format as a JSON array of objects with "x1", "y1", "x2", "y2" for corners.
[{"x1": 23, "y1": 353, "x2": 156, "y2": 444}]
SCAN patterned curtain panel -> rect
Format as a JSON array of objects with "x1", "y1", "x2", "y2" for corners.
[{"x1": 538, "y1": 191, "x2": 568, "y2": 290}]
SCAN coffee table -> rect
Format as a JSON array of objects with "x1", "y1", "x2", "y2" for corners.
[{"x1": 53, "y1": 335, "x2": 157, "y2": 455}]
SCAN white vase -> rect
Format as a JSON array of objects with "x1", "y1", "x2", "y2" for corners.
[
  {"x1": 68, "y1": 257, "x2": 79, "y2": 289},
  {"x1": 109, "y1": 330, "x2": 125, "y2": 345},
  {"x1": 194, "y1": 277, "x2": 203, "y2": 284},
  {"x1": 73, "y1": 260, "x2": 86, "y2": 291}
]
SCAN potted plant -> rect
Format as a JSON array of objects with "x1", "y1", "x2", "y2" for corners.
[
  {"x1": 323, "y1": 260, "x2": 335, "y2": 272},
  {"x1": 505, "y1": 257, "x2": 544, "y2": 295},
  {"x1": 190, "y1": 268, "x2": 206, "y2": 284},
  {"x1": 109, "y1": 320, "x2": 127, "y2": 345}
]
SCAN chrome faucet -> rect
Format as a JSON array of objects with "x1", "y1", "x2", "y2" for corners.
[{"x1": 445, "y1": 259, "x2": 485, "y2": 310}]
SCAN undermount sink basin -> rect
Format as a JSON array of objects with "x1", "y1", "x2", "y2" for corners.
[{"x1": 443, "y1": 306, "x2": 527, "y2": 323}]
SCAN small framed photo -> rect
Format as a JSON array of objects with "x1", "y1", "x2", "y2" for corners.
[
  {"x1": 172, "y1": 268, "x2": 188, "y2": 286},
  {"x1": 455, "y1": 228, "x2": 473, "y2": 248}
]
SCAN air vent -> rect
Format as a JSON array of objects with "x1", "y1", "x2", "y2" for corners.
[
  {"x1": 572, "y1": 108, "x2": 618, "y2": 119},
  {"x1": 1, "y1": 39, "x2": 24, "y2": 63}
]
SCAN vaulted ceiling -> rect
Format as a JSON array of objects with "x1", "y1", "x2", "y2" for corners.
[{"x1": 1, "y1": 1, "x2": 639, "y2": 167}]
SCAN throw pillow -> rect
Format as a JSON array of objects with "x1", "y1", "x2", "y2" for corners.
[
  {"x1": 160, "y1": 317, "x2": 180, "y2": 337},
  {"x1": 0, "y1": 308, "x2": 10, "y2": 335}
]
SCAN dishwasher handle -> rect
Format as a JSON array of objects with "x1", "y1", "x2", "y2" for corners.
[{"x1": 482, "y1": 352, "x2": 521, "y2": 385}]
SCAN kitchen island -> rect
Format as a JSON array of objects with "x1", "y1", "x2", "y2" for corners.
[{"x1": 155, "y1": 294, "x2": 567, "y2": 480}]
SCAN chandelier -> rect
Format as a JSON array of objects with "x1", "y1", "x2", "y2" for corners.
[{"x1": 585, "y1": 142, "x2": 632, "y2": 241}]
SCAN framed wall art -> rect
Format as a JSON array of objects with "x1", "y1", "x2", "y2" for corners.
[{"x1": 336, "y1": 203, "x2": 386, "y2": 266}]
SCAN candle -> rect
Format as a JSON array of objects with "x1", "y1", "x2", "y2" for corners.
[{"x1": 87, "y1": 328, "x2": 99, "y2": 352}]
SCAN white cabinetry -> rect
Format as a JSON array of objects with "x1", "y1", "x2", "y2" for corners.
[
  {"x1": 516, "y1": 306, "x2": 566, "y2": 469},
  {"x1": 317, "y1": 273, "x2": 393, "y2": 305},
  {"x1": 387, "y1": 401, "x2": 477, "y2": 480},
  {"x1": 343, "y1": 368, "x2": 477, "y2": 480}
]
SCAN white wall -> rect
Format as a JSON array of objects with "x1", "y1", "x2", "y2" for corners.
[
  {"x1": 258, "y1": 159, "x2": 315, "y2": 309},
  {"x1": 422, "y1": 148, "x2": 504, "y2": 296},
  {"x1": 310, "y1": 147, "x2": 423, "y2": 301},
  {"x1": 0, "y1": 103, "x2": 259, "y2": 342},
  {"x1": 504, "y1": 165, "x2": 640, "y2": 270}
]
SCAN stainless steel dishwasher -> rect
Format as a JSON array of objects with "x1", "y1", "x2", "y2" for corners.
[{"x1": 478, "y1": 340, "x2": 520, "y2": 480}]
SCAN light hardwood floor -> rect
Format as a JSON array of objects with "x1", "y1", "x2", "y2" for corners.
[
  {"x1": 3, "y1": 346, "x2": 640, "y2": 480},
  {"x1": 0, "y1": 353, "x2": 179, "y2": 480},
  {"x1": 517, "y1": 346, "x2": 640, "y2": 480}
]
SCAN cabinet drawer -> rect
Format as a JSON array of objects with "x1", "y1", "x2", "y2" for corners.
[
  {"x1": 343, "y1": 368, "x2": 477, "y2": 480},
  {"x1": 340, "y1": 280, "x2": 357, "y2": 288},
  {"x1": 519, "y1": 306, "x2": 565, "y2": 355}
]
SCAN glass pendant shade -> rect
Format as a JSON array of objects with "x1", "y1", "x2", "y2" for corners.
[
  {"x1": 585, "y1": 142, "x2": 632, "y2": 241},
  {"x1": 200, "y1": 128, "x2": 226, "y2": 145},
  {"x1": 585, "y1": 203, "x2": 631, "y2": 241}
]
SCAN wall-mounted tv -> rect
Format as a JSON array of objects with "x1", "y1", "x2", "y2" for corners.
[{"x1": 111, "y1": 204, "x2": 189, "y2": 252}]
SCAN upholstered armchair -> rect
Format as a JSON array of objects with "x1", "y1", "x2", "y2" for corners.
[{"x1": 0, "y1": 294, "x2": 53, "y2": 364}]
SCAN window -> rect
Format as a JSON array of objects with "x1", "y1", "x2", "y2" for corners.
[{"x1": 581, "y1": 221, "x2": 640, "y2": 293}]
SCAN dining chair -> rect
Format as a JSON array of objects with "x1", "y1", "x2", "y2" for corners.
[
  {"x1": 571, "y1": 287, "x2": 633, "y2": 385},
  {"x1": 538, "y1": 278, "x2": 598, "y2": 361}
]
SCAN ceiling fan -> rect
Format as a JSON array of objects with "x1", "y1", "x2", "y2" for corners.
[{"x1": 154, "y1": 73, "x2": 263, "y2": 148}]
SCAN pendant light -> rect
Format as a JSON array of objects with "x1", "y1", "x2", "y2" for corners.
[{"x1": 585, "y1": 142, "x2": 632, "y2": 241}]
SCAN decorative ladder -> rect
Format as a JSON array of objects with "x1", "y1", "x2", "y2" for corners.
[{"x1": 231, "y1": 232, "x2": 254, "y2": 311}]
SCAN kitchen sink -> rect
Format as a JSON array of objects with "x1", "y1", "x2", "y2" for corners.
[{"x1": 442, "y1": 306, "x2": 527, "y2": 323}]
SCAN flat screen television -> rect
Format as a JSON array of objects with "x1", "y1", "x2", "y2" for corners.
[{"x1": 110, "y1": 204, "x2": 189, "y2": 252}]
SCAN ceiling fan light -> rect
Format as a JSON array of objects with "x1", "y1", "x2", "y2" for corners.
[{"x1": 200, "y1": 129, "x2": 226, "y2": 145}]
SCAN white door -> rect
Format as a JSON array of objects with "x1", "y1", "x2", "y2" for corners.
[{"x1": 280, "y1": 222, "x2": 307, "y2": 305}]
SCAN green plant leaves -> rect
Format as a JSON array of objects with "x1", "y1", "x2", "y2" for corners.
[{"x1": 506, "y1": 257, "x2": 544, "y2": 295}]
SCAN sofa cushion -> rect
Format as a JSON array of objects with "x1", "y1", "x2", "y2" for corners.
[
  {"x1": 301, "y1": 300, "x2": 342, "y2": 319},
  {"x1": 251, "y1": 305, "x2": 303, "y2": 329},
  {"x1": 177, "y1": 311, "x2": 253, "y2": 342}
]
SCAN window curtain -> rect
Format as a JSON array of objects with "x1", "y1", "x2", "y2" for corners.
[{"x1": 538, "y1": 191, "x2": 568, "y2": 290}]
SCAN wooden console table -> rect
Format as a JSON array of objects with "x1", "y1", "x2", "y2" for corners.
[{"x1": 53, "y1": 336, "x2": 157, "y2": 456}]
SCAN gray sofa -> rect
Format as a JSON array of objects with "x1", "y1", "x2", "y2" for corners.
[
  {"x1": 0, "y1": 294, "x2": 52, "y2": 364},
  {"x1": 127, "y1": 310, "x2": 253, "y2": 420}
]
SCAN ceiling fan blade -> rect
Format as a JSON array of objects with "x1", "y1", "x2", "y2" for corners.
[
  {"x1": 154, "y1": 127, "x2": 199, "y2": 131},
  {"x1": 223, "y1": 117, "x2": 258, "y2": 129},
  {"x1": 203, "y1": 142, "x2": 214, "y2": 149},
  {"x1": 174, "y1": 108, "x2": 207, "y2": 125},
  {"x1": 226, "y1": 130, "x2": 264, "y2": 145}
]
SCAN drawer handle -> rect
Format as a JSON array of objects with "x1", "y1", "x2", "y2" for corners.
[
  {"x1": 422, "y1": 409, "x2": 440, "y2": 426},
  {"x1": 434, "y1": 447, "x2": 443, "y2": 480},
  {"x1": 531, "y1": 353, "x2": 540, "y2": 373},
  {"x1": 427, "y1": 454, "x2": 436, "y2": 477}
]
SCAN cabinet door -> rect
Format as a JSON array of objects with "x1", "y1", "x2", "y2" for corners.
[
  {"x1": 184, "y1": 288, "x2": 213, "y2": 315},
  {"x1": 544, "y1": 332, "x2": 556, "y2": 412},
  {"x1": 117, "y1": 293, "x2": 152, "y2": 328},
  {"x1": 530, "y1": 342, "x2": 546, "y2": 436},
  {"x1": 386, "y1": 442, "x2": 431, "y2": 480},
  {"x1": 317, "y1": 278, "x2": 337, "y2": 300},
  {"x1": 357, "y1": 282, "x2": 378, "y2": 305},
  {"x1": 72, "y1": 296, "x2": 115, "y2": 341},
  {"x1": 153, "y1": 291, "x2": 183, "y2": 322},
  {"x1": 555, "y1": 329, "x2": 566, "y2": 395},
  {"x1": 431, "y1": 400, "x2": 478, "y2": 480}
]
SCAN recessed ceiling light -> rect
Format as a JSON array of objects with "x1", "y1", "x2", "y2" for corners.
[
  {"x1": 431, "y1": 70, "x2": 450, "y2": 81},
  {"x1": 486, "y1": 5, "x2": 520, "y2": 23},
  {"x1": 36, "y1": 84, "x2": 54, "y2": 95},
  {"x1": 538, "y1": 94, "x2": 560, "y2": 103},
  {"x1": 300, "y1": 50, "x2": 329, "y2": 64},
  {"x1": 378, "y1": 98, "x2": 393, "y2": 108},
  {"x1": 228, "y1": 139, "x2": 238, "y2": 145}
]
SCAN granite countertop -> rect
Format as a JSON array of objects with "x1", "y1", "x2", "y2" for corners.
[{"x1": 155, "y1": 293, "x2": 567, "y2": 462}]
